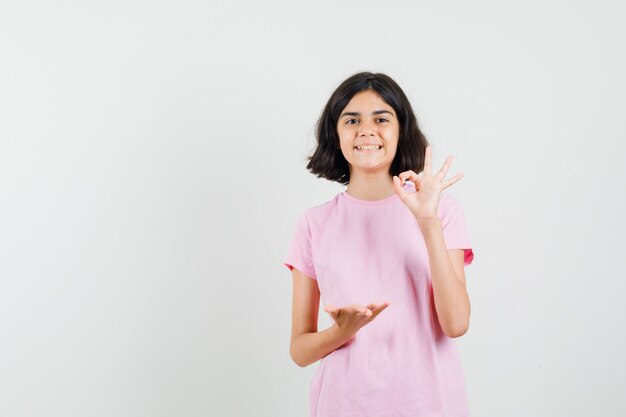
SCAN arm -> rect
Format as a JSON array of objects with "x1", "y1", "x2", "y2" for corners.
[
  {"x1": 418, "y1": 218, "x2": 471, "y2": 338},
  {"x1": 289, "y1": 268, "x2": 352, "y2": 367}
]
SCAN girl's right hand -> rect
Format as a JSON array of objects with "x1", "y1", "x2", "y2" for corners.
[{"x1": 324, "y1": 302, "x2": 391, "y2": 341}]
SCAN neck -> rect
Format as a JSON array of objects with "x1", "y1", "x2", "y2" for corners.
[{"x1": 346, "y1": 169, "x2": 395, "y2": 201}]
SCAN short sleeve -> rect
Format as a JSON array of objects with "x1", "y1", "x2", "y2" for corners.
[
  {"x1": 438, "y1": 193, "x2": 475, "y2": 266},
  {"x1": 283, "y1": 211, "x2": 317, "y2": 280}
]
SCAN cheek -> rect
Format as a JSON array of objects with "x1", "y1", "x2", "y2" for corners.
[
  {"x1": 336, "y1": 128, "x2": 347, "y2": 142},
  {"x1": 380, "y1": 123, "x2": 398, "y2": 134},
  {"x1": 384, "y1": 131, "x2": 400, "y2": 153},
  {"x1": 381, "y1": 127, "x2": 400, "y2": 143},
  {"x1": 337, "y1": 126, "x2": 353, "y2": 139}
]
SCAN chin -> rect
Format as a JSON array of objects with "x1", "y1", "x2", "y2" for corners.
[{"x1": 351, "y1": 163, "x2": 392, "y2": 172}]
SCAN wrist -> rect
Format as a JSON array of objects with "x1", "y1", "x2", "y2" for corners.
[
  {"x1": 416, "y1": 216, "x2": 441, "y2": 229},
  {"x1": 330, "y1": 323, "x2": 353, "y2": 346}
]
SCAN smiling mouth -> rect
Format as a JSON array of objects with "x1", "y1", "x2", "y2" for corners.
[{"x1": 354, "y1": 145, "x2": 383, "y2": 151}]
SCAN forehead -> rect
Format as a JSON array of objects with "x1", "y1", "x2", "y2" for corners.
[{"x1": 343, "y1": 90, "x2": 395, "y2": 113}]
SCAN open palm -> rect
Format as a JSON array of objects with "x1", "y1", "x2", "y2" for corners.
[{"x1": 392, "y1": 145, "x2": 464, "y2": 221}]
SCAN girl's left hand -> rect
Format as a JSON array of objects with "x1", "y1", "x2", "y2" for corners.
[{"x1": 392, "y1": 145, "x2": 464, "y2": 222}]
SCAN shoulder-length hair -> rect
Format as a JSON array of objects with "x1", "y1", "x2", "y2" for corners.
[{"x1": 306, "y1": 72, "x2": 429, "y2": 185}]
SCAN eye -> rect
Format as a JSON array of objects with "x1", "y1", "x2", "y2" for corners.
[
  {"x1": 376, "y1": 117, "x2": 389, "y2": 123},
  {"x1": 346, "y1": 118, "x2": 359, "y2": 124}
]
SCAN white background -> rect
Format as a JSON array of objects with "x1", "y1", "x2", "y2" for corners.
[{"x1": 1, "y1": 1, "x2": 625, "y2": 416}]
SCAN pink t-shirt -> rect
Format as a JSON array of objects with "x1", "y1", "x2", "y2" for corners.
[{"x1": 283, "y1": 183, "x2": 475, "y2": 417}]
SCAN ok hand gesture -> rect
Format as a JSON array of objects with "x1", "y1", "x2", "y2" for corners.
[{"x1": 392, "y1": 145, "x2": 464, "y2": 222}]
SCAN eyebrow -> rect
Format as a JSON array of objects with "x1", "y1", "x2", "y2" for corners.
[{"x1": 339, "y1": 110, "x2": 395, "y2": 118}]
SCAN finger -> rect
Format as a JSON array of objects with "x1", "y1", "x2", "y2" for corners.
[
  {"x1": 398, "y1": 169, "x2": 422, "y2": 185},
  {"x1": 346, "y1": 304, "x2": 366, "y2": 316},
  {"x1": 324, "y1": 305, "x2": 341, "y2": 320},
  {"x1": 368, "y1": 301, "x2": 389, "y2": 311},
  {"x1": 442, "y1": 173, "x2": 464, "y2": 190},
  {"x1": 351, "y1": 303, "x2": 369, "y2": 315},
  {"x1": 435, "y1": 155, "x2": 453, "y2": 182},
  {"x1": 367, "y1": 304, "x2": 383, "y2": 316},
  {"x1": 397, "y1": 171, "x2": 424, "y2": 194},
  {"x1": 324, "y1": 304, "x2": 337, "y2": 313},
  {"x1": 423, "y1": 146, "x2": 432, "y2": 176},
  {"x1": 392, "y1": 176, "x2": 408, "y2": 199},
  {"x1": 368, "y1": 302, "x2": 390, "y2": 320}
]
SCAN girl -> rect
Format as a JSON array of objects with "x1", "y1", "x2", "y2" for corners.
[{"x1": 283, "y1": 72, "x2": 475, "y2": 417}]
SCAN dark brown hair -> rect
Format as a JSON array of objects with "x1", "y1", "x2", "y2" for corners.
[{"x1": 306, "y1": 72, "x2": 429, "y2": 185}]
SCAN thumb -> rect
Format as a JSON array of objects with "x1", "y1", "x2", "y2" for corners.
[
  {"x1": 392, "y1": 176, "x2": 408, "y2": 199},
  {"x1": 324, "y1": 305, "x2": 342, "y2": 322},
  {"x1": 324, "y1": 304, "x2": 339, "y2": 314}
]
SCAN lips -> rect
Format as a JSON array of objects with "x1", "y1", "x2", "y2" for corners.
[{"x1": 354, "y1": 144, "x2": 383, "y2": 150}]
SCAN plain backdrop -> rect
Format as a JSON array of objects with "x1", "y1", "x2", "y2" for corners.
[{"x1": 1, "y1": 1, "x2": 625, "y2": 416}]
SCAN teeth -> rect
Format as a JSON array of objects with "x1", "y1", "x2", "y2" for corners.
[{"x1": 356, "y1": 145, "x2": 381, "y2": 150}]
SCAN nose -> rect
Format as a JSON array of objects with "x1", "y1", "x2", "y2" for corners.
[{"x1": 358, "y1": 120, "x2": 375, "y2": 136}]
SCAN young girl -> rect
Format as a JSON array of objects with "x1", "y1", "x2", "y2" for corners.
[{"x1": 283, "y1": 72, "x2": 475, "y2": 417}]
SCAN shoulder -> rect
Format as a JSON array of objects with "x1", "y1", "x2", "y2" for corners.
[
  {"x1": 439, "y1": 191, "x2": 459, "y2": 204},
  {"x1": 439, "y1": 191, "x2": 463, "y2": 208},
  {"x1": 291, "y1": 193, "x2": 342, "y2": 237},
  {"x1": 437, "y1": 192, "x2": 465, "y2": 218},
  {"x1": 301, "y1": 193, "x2": 341, "y2": 220}
]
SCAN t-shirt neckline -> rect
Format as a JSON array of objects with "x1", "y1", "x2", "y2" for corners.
[{"x1": 340, "y1": 183, "x2": 412, "y2": 206}]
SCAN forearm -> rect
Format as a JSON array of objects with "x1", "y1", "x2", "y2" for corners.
[
  {"x1": 418, "y1": 218, "x2": 470, "y2": 338},
  {"x1": 290, "y1": 324, "x2": 351, "y2": 367}
]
